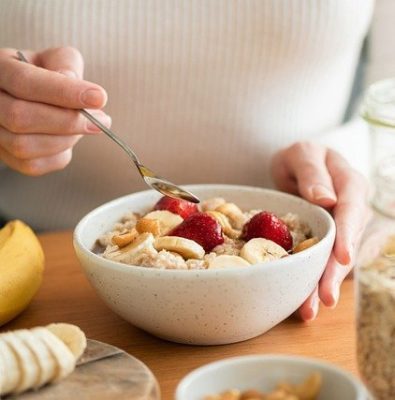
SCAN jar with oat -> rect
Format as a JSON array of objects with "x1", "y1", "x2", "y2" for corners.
[
  {"x1": 361, "y1": 78, "x2": 395, "y2": 217},
  {"x1": 356, "y1": 228, "x2": 395, "y2": 400}
]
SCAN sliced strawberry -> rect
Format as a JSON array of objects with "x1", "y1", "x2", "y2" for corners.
[
  {"x1": 241, "y1": 211, "x2": 293, "y2": 251},
  {"x1": 153, "y1": 196, "x2": 198, "y2": 219},
  {"x1": 168, "y1": 212, "x2": 224, "y2": 252}
]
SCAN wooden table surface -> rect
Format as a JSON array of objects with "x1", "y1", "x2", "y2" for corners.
[{"x1": 1, "y1": 231, "x2": 359, "y2": 400}]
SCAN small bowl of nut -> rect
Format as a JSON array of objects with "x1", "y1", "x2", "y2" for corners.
[
  {"x1": 175, "y1": 354, "x2": 369, "y2": 400},
  {"x1": 74, "y1": 184, "x2": 335, "y2": 345}
]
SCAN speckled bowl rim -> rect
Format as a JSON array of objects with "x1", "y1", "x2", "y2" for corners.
[
  {"x1": 175, "y1": 354, "x2": 367, "y2": 399},
  {"x1": 73, "y1": 184, "x2": 336, "y2": 276}
]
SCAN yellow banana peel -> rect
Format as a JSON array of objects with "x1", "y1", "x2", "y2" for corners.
[{"x1": 0, "y1": 220, "x2": 44, "y2": 326}]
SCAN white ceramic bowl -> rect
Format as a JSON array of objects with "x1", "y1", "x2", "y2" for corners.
[
  {"x1": 74, "y1": 184, "x2": 335, "y2": 345},
  {"x1": 175, "y1": 354, "x2": 368, "y2": 400}
]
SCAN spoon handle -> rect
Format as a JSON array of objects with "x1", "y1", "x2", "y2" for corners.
[{"x1": 79, "y1": 109, "x2": 140, "y2": 165}]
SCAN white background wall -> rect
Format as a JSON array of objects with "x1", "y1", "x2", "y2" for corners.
[{"x1": 367, "y1": 0, "x2": 395, "y2": 84}]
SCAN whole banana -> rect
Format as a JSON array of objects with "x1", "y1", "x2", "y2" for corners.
[{"x1": 0, "y1": 220, "x2": 45, "y2": 326}]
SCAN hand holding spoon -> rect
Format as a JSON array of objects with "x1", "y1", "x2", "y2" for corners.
[{"x1": 17, "y1": 51, "x2": 200, "y2": 204}]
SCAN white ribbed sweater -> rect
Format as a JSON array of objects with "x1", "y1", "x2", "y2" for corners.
[{"x1": 0, "y1": 0, "x2": 374, "y2": 230}]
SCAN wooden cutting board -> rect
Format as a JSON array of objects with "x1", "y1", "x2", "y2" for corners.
[{"x1": 9, "y1": 340, "x2": 160, "y2": 400}]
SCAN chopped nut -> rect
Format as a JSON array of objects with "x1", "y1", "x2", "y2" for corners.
[
  {"x1": 144, "y1": 210, "x2": 183, "y2": 234},
  {"x1": 205, "y1": 373, "x2": 322, "y2": 400},
  {"x1": 293, "y1": 237, "x2": 319, "y2": 253},
  {"x1": 240, "y1": 389, "x2": 266, "y2": 399},
  {"x1": 136, "y1": 218, "x2": 162, "y2": 236},
  {"x1": 219, "y1": 390, "x2": 241, "y2": 400},
  {"x1": 266, "y1": 390, "x2": 299, "y2": 400},
  {"x1": 264, "y1": 389, "x2": 288, "y2": 400},
  {"x1": 98, "y1": 231, "x2": 119, "y2": 247},
  {"x1": 100, "y1": 197, "x2": 315, "y2": 270},
  {"x1": 111, "y1": 228, "x2": 139, "y2": 248},
  {"x1": 294, "y1": 372, "x2": 322, "y2": 400}
]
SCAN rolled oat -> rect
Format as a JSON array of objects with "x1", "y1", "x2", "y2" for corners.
[
  {"x1": 96, "y1": 198, "x2": 316, "y2": 270},
  {"x1": 357, "y1": 239, "x2": 395, "y2": 400}
]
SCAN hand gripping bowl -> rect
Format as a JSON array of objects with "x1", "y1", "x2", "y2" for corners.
[{"x1": 74, "y1": 185, "x2": 335, "y2": 345}]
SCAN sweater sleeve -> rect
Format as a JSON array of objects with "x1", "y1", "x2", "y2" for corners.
[
  {"x1": 314, "y1": 0, "x2": 395, "y2": 180},
  {"x1": 313, "y1": 117, "x2": 371, "y2": 178}
]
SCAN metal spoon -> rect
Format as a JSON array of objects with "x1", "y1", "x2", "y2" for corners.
[{"x1": 16, "y1": 51, "x2": 200, "y2": 203}]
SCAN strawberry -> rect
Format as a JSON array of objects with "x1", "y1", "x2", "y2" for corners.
[
  {"x1": 153, "y1": 196, "x2": 198, "y2": 219},
  {"x1": 241, "y1": 211, "x2": 293, "y2": 251},
  {"x1": 168, "y1": 212, "x2": 224, "y2": 252}
]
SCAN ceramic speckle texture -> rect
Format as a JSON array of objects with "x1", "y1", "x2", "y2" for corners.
[
  {"x1": 73, "y1": 185, "x2": 336, "y2": 345},
  {"x1": 175, "y1": 355, "x2": 368, "y2": 400}
]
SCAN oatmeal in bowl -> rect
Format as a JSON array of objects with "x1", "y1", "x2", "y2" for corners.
[
  {"x1": 96, "y1": 195, "x2": 318, "y2": 270},
  {"x1": 74, "y1": 184, "x2": 335, "y2": 345}
]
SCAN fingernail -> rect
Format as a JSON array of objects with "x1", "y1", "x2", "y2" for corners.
[
  {"x1": 328, "y1": 284, "x2": 340, "y2": 308},
  {"x1": 338, "y1": 242, "x2": 353, "y2": 266},
  {"x1": 58, "y1": 69, "x2": 78, "y2": 79},
  {"x1": 86, "y1": 113, "x2": 112, "y2": 132},
  {"x1": 310, "y1": 185, "x2": 337, "y2": 202},
  {"x1": 339, "y1": 253, "x2": 351, "y2": 266},
  {"x1": 81, "y1": 88, "x2": 106, "y2": 107}
]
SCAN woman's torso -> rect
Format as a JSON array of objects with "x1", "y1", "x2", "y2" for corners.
[{"x1": 0, "y1": 0, "x2": 373, "y2": 229}]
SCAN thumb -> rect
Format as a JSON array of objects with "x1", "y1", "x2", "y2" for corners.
[{"x1": 38, "y1": 46, "x2": 84, "y2": 79}]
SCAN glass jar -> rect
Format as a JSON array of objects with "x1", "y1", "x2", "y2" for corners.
[
  {"x1": 356, "y1": 224, "x2": 395, "y2": 400},
  {"x1": 361, "y1": 79, "x2": 395, "y2": 217}
]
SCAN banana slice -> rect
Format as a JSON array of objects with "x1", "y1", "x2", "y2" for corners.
[
  {"x1": 205, "y1": 211, "x2": 240, "y2": 239},
  {"x1": 154, "y1": 236, "x2": 205, "y2": 259},
  {"x1": 2, "y1": 332, "x2": 39, "y2": 394},
  {"x1": 15, "y1": 329, "x2": 57, "y2": 388},
  {"x1": 103, "y1": 232, "x2": 155, "y2": 264},
  {"x1": 0, "y1": 336, "x2": 19, "y2": 395},
  {"x1": 240, "y1": 238, "x2": 288, "y2": 264},
  {"x1": 208, "y1": 255, "x2": 251, "y2": 269},
  {"x1": 200, "y1": 197, "x2": 226, "y2": 212},
  {"x1": 32, "y1": 328, "x2": 75, "y2": 382},
  {"x1": 46, "y1": 323, "x2": 87, "y2": 360},
  {"x1": 144, "y1": 210, "x2": 183, "y2": 234},
  {"x1": 0, "y1": 324, "x2": 87, "y2": 396},
  {"x1": 215, "y1": 203, "x2": 247, "y2": 230}
]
